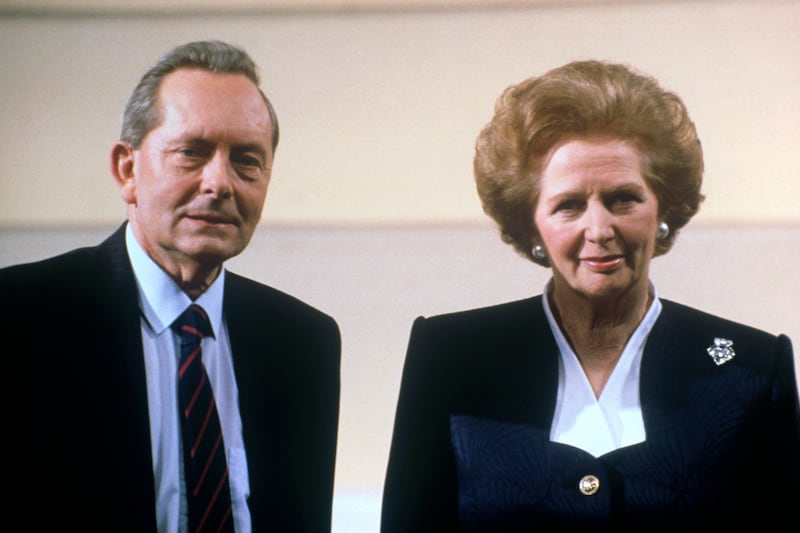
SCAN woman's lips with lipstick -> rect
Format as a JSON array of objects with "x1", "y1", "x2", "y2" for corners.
[{"x1": 581, "y1": 255, "x2": 624, "y2": 272}]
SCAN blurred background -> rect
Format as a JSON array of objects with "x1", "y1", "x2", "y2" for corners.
[{"x1": 1, "y1": 1, "x2": 798, "y2": 531}]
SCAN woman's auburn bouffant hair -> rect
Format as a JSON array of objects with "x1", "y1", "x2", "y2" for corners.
[{"x1": 473, "y1": 60, "x2": 705, "y2": 265}]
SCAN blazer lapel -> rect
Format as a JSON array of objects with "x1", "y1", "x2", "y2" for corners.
[
  {"x1": 91, "y1": 224, "x2": 155, "y2": 531},
  {"x1": 521, "y1": 296, "x2": 561, "y2": 430}
]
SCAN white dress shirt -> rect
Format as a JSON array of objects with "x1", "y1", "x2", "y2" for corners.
[
  {"x1": 126, "y1": 225, "x2": 251, "y2": 532},
  {"x1": 545, "y1": 280, "x2": 662, "y2": 457}
]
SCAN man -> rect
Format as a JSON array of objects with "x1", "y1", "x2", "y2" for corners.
[{"x1": 3, "y1": 40, "x2": 341, "y2": 532}]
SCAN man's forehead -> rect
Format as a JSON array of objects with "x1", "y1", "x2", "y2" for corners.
[
  {"x1": 155, "y1": 70, "x2": 272, "y2": 142},
  {"x1": 158, "y1": 69, "x2": 262, "y2": 104}
]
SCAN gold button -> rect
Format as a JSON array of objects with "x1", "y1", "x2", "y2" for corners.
[{"x1": 578, "y1": 474, "x2": 600, "y2": 496}]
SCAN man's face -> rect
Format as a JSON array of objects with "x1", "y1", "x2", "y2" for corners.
[{"x1": 118, "y1": 68, "x2": 273, "y2": 277}]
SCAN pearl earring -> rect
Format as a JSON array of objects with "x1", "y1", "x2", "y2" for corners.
[
  {"x1": 657, "y1": 221, "x2": 670, "y2": 240},
  {"x1": 532, "y1": 244, "x2": 547, "y2": 260}
]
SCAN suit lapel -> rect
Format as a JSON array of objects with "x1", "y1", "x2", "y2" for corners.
[
  {"x1": 87, "y1": 224, "x2": 158, "y2": 527},
  {"x1": 456, "y1": 296, "x2": 561, "y2": 430},
  {"x1": 223, "y1": 274, "x2": 270, "y2": 415}
]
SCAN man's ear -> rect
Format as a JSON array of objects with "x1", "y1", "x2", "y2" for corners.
[{"x1": 110, "y1": 141, "x2": 137, "y2": 205}]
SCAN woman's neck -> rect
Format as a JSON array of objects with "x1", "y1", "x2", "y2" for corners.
[{"x1": 549, "y1": 281, "x2": 653, "y2": 397}]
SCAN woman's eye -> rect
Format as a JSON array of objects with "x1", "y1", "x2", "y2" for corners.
[
  {"x1": 612, "y1": 193, "x2": 640, "y2": 207},
  {"x1": 556, "y1": 200, "x2": 583, "y2": 212}
]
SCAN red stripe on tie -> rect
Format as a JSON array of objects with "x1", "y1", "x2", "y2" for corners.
[
  {"x1": 194, "y1": 431, "x2": 225, "y2": 496},
  {"x1": 182, "y1": 324, "x2": 204, "y2": 337},
  {"x1": 190, "y1": 400, "x2": 215, "y2": 458},
  {"x1": 196, "y1": 468, "x2": 230, "y2": 532},
  {"x1": 184, "y1": 371, "x2": 208, "y2": 418},
  {"x1": 215, "y1": 506, "x2": 233, "y2": 533},
  {"x1": 179, "y1": 346, "x2": 203, "y2": 378}
]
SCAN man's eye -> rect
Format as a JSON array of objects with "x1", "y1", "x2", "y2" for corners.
[
  {"x1": 236, "y1": 156, "x2": 262, "y2": 168},
  {"x1": 178, "y1": 147, "x2": 207, "y2": 159}
]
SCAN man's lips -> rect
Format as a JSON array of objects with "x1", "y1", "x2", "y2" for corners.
[
  {"x1": 184, "y1": 212, "x2": 238, "y2": 226},
  {"x1": 581, "y1": 255, "x2": 624, "y2": 272}
]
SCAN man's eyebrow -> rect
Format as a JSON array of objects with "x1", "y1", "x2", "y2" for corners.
[{"x1": 175, "y1": 136, "x2": 211, "y2": 147}]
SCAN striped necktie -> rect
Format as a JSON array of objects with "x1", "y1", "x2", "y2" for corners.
[{"x1": 173, "y1": 304, "x2": 235, "y2": 533}]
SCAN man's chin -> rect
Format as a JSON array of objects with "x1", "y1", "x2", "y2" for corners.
[{"x1": 182, "y1": 239, "x2": 244, "y2": 265}]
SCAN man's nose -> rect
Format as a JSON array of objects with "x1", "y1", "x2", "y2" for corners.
[{"x1": 201, "y1": 151, "x2": 234, "y2": 199}]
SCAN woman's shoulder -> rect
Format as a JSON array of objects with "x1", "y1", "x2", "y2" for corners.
[
  {"x1": 658, "y1": 299, "x2": 786, "y2": 343},
  {"x1": 406, "y1": 295, "x2": 552, "y2": 357},
  {"x1": 655, "y1": 299, "x2": 793, "y2": 375},
  {"x1": 416, "y1": 295, "x2": 545, "y2": 330}
]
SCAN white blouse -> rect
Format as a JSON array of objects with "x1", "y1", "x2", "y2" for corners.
[{"x1": 544, "y1": 282, "x2": 662, "y2": 457}]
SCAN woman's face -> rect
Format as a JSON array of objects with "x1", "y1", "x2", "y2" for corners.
[{"x1": 533, "y1": 138, "x2": 659, "y2": 302}]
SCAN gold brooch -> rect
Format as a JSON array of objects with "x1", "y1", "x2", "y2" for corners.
[{"x1": 707, "y1": 337, "x2": 736, "y2": 366}]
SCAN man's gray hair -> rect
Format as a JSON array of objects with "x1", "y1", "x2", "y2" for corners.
[{"x1": 120, "y1": 40, "x2": 279, "y2": 151}]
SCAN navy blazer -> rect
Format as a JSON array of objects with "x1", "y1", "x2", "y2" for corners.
[
  {"x1": 3, "y1": 224, "x2": 341, "y2": 532},
  {"x1": 381, "y1": 296, "x2": 800, "y2": 532}
]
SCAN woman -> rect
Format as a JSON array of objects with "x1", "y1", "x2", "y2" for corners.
[{"x1": 381, "y1": 60, "x2": 800, "y2": 532}]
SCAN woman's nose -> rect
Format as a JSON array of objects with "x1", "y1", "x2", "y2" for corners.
[{"x1": 584, "y1": 204, "x2": 614, "y2": 244}]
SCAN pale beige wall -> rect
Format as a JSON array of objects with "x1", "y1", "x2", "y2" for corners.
[{"x1": 1, "y1": 0, "x2": 798, "y2": 227}]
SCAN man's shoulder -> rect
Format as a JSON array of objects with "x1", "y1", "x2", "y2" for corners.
[
  {"x1": 224, "y1": 271, "x2": 338, "y2": 329},
  {"x1": 0, "y1": 243, "x2": 106, "y2": 290},
  {"x1": 223, "y1": 272, "x2": 341, "y2": 359},
  {"x1": 0, "y1": 225, "x2": 124, "y2": 289}
]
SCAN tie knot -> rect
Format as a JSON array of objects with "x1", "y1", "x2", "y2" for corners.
[{"x1": 173, "y1": 304, "x2": 214, "y2": 340}]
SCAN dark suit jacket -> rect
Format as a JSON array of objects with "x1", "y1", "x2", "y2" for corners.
[
  {"x1": 381, "y1": 295, "x2": 800, "y2": 532},
  {"x1": 3, "y1": 224, "x2": 341, "y2": 532}
]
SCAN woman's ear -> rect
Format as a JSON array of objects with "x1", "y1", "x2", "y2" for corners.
[{"x1": 110, "y1": 141, "x2": 137, "y2": 205}]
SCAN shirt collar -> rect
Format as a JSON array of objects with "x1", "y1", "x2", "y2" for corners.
[
  {"x1": 542, "y1": 278, "x2": 662, "y2": 455},
  {"x1": 125, "y1": 223, "x2": 225, "y2": 336}
]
